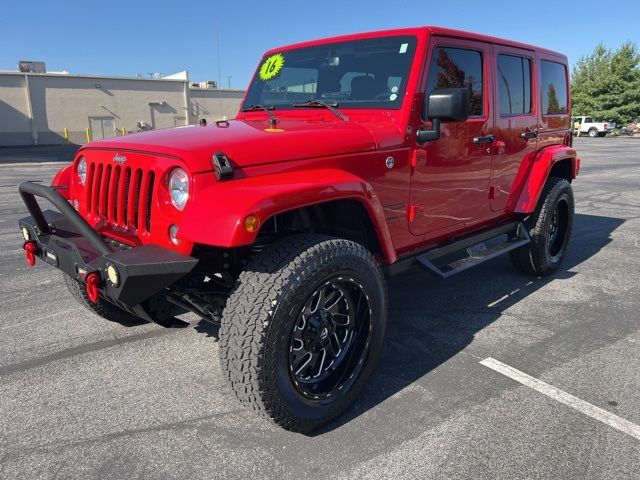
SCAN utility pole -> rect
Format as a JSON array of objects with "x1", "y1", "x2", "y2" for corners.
[{"x1": 227, "y1": 76, "x2": 232, "y2": 89}]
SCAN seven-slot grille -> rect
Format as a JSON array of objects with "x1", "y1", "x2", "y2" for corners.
[{"x1": 85, "y1": 161, "x2": 155, "y2": 233}]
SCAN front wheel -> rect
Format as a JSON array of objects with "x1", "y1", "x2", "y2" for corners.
[
  {"x1": 219, "y1": 234, "x2": 387, "y2": 433},
  {"x1": 510, "y1": 177, "x2": 574, "y2": 276}
]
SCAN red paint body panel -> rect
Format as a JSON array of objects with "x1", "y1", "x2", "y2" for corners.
[
  {"x1": 180, "y1": 168, "x2": 397, "y2": 263},
  {"x1": 51, "y1": 26, "x2": 575, "y2": 265},
  {"x1": 91, "y1": 118, "x2": 379, "y2": 173},
  {"x1": 509, "y1": 146, "x2": 578, "y2": 213},
  {"x1": 51, "y1": 165, "x2": 72, "y2": 199}
]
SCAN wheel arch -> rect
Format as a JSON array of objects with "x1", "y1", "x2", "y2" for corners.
[
  {"x1": 508, "y1": 145, "x2": 579, "y2": 214},
  {"x1": 179, "y1": 168, "x2": 397, "y2": 264},
  {"x1": 256, "y1": 198, "x2": 387, "y2": 261}
]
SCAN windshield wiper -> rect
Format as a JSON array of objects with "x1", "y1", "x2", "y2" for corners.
[
  {"x1": 292, "y1": 99, "x2": 349, "y2": 122},
  {"x1": 243, "y1": 104, "x2": 278, "y2": 126}
]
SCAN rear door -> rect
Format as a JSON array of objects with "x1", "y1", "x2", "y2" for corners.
[
  {"x1": 490, "y1": 45, "x2": 538, "y2": 211},
  {"x1": 409, "y1": 37, "x2": 494, "y2": 235}
]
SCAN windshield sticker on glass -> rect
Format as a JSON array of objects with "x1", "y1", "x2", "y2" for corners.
[
  {"x1": 259, "y1": 53, "x2": 285, "y2": 81},
  {"x1": 399, "y1": 43, "x2": 408, "y2": 54}
]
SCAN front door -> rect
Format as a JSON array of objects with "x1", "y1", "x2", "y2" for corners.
[
  {"x1": 409, "y1": 38, "x2": 494, "y2": 236},
  {"x1": 490, "y1": 45, "x2": 538, "y2": 211}
]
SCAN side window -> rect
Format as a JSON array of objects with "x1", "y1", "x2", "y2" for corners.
[
  {"x1": 425, "y1": 47, "x2": 483, "y2": 117},
  {"x1": 540, "y1": 60, "x2": 568, "y2": 115},
  {"x1": 585, "y1": 117, "x2": 593, "y2": 123},
  {"x1": 497, "y1": 54, "x2": 531, "y2": 115}
]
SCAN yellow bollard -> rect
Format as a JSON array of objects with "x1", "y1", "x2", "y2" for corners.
[
  {"x1": 121, "y1": 126, "x2": 126, "y2": 135},
  {"x1": 63, "y1": 128, "x2": 70, "y2": 144},
  {"x1": 85, "y1": 128, "x2": 91, "y2": 143}
]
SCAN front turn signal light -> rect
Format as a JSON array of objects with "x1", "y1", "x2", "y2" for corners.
[{"x1": 244, "y1": 215, "x2": 260, "y2": 233}]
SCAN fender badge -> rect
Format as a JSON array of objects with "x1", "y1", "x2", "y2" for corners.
[{"x1": 112, "y1": 154, "x2": 127, "y2": 163}]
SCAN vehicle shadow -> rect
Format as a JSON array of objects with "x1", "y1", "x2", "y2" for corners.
[{"x1": 313, "y1": 212, "x2": 625, "y2": 435}]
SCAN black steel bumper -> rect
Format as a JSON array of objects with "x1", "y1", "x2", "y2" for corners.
[{"x1": 18, "y1": 181, "x2": 198, "y2": 311}]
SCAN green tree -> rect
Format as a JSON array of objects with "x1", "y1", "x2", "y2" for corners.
[
  {"x1": 571, "y1": 42, "x2": 640, "y2": 124},
  {"x1": 547, "y1": 84, "x2": 562, "y2": 114}
]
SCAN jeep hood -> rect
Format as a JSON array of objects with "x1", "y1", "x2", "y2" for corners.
[{"x1": 85, "y1": 118, "x2": 390, "y2": 172}]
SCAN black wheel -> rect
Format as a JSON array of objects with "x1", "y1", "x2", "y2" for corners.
[
  {"x1": 510, "y1": 177, "x2": 574, "y2": 276},
  {"x1": 219, "y1": 234, "x2": 387, "y2": 433},
  {"x1": 63, "y1": 272, "x2": 144, "y2": 325},
  {"x1": 588, "y1": 128, "x2": 599, "y2": 138}
]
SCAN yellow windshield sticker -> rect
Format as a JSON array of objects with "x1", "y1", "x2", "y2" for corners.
[{"x1": 259, "y1": 53, "x2": 285, "y2": 81}]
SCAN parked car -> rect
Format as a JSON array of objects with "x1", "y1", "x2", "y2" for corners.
[
  {"x1": 572, "y1": 115, "x2": 615, "y2": 137},
  {"x1": 18, "y1": 26, "x2": 579, "y2": 433}
]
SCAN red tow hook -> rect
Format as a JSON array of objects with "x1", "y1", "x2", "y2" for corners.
[
  {"x1": 23, "y1": 241, "x2": 38, "y2": 267},
  {"x1": 85, "y1": 272, "x2": 101, "y2": 304}
]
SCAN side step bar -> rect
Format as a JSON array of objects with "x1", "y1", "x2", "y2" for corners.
[{"x1": 384, "y1": 221, "x2": 530, "y2": 278}]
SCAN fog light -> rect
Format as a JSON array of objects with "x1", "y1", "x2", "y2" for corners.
[
  {"x1": 244, "y1": 215, "x2": 260, "y2": 233},
  {"x1": 106, "y1": 264, "x2": 119, "y2": 286},
  {"x1": 169, "y1": 224, "x2": 180, "y2": 245},
  {"x1": 21, "y1": 227, "x2": 31, "y2": 241}
]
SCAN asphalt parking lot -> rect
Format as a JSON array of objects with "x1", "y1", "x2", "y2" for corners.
[{"x1": 1, "y1": 138, "x2": 639, "y2": 479}]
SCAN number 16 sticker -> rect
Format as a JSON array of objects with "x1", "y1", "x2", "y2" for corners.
[{"x1": 259, "y1": 53, "x2": 285, "y2": 81}]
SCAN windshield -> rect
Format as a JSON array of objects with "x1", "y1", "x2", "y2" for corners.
[{"x1": 243, "y1": 35, "x2": 418, "y2": 110}]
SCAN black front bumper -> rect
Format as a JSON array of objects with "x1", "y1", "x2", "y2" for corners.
[{"x1": 18, "y1": 181, "x2": 198, "y2": 313}]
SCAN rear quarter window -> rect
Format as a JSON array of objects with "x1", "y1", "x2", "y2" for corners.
[{"x1": 540, "y1": 60, "x2": 568, "y2": 115}]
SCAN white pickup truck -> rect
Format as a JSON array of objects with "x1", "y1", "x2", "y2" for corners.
[{"x1": 572, "y1": 116, "x2": 616, "y2": 137}]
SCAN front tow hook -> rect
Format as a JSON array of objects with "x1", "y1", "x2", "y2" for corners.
[
  {"x1": 85, "y1": 272, "x2": 101, "y2": 303},
  {"x1": 23, "y1": 241, "x2": 38, "y2": 267}
]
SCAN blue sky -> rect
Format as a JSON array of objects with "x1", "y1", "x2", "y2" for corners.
[{"x1": 1, "y1": 0, "x2": 637, "y2": 88}]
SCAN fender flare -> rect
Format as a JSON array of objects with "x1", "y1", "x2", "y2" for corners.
[
  {"x1": 508, "y1": 145, "x2": 579, "y2": 214},
  {"x1": 179, "y1": 168, "x2": 398, "y2": 263},
  {"x1": 51, "y1": 164, "x2": 73, "y2": 200}
]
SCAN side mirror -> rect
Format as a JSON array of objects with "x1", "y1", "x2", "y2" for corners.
[{"x1": 417, "y1": 88, "x2": 470, "y2": 144}]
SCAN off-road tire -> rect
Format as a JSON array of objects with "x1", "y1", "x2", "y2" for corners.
[
  {"x1": 219, "y1": 234, "x2": 387, "y2": 433},
  {"x1": 63, "y1": 272, "x2": 143, "y2": 324},
  {"x1": 510, "y1": 177, "x2": 574, "y2": 276}
]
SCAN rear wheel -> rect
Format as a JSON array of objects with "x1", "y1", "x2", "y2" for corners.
[
  {"x1": 63, "y1": 272, "x2": 144, "y2": 325},
  {"x1": 219, "y1": 234, "x2": 387, "y2": 433},
  {"x1": 588, "y1": 128, "x2": 599, "y2": 138},
  {"x1": 510, "y1": 177, "x2": 574, "y2": 276}
]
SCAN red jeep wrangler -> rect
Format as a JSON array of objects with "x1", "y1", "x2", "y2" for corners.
[{"x1": 18, "y1": 27, "x2": 579, "y2": 432}]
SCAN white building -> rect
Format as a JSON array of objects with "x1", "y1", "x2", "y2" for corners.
[{"x1": 0, "y1": 68, "x2": 245, "y2": 146}]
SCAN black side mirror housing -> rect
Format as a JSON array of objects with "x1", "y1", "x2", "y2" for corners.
[{"x1": 417, "y1": 88, "x2": 470, "y2": 144}]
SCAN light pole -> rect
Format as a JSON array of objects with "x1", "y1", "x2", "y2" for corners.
[{"x1": 227, "y1": 76, "x2": 232, "y2": 89}]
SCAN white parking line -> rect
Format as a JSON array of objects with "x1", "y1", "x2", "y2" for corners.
[{"x1": 480, "y1": 357, "x2": 640, "y2": 441}]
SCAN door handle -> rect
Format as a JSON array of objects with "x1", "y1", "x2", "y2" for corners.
[
  {"x1": 473, "y1": 135, "x2": 495, "y2": 144},
  {"x1": 520, "y1": 130, "x2": 538, "y2": 139}
]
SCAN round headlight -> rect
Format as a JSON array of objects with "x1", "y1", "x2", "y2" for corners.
[
  {"x1": 168, "y1": 168, "x2": 189, "y2": 211},
  {"x1": 77, "y1": 157, "x2": 87, "y2": 185}
]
